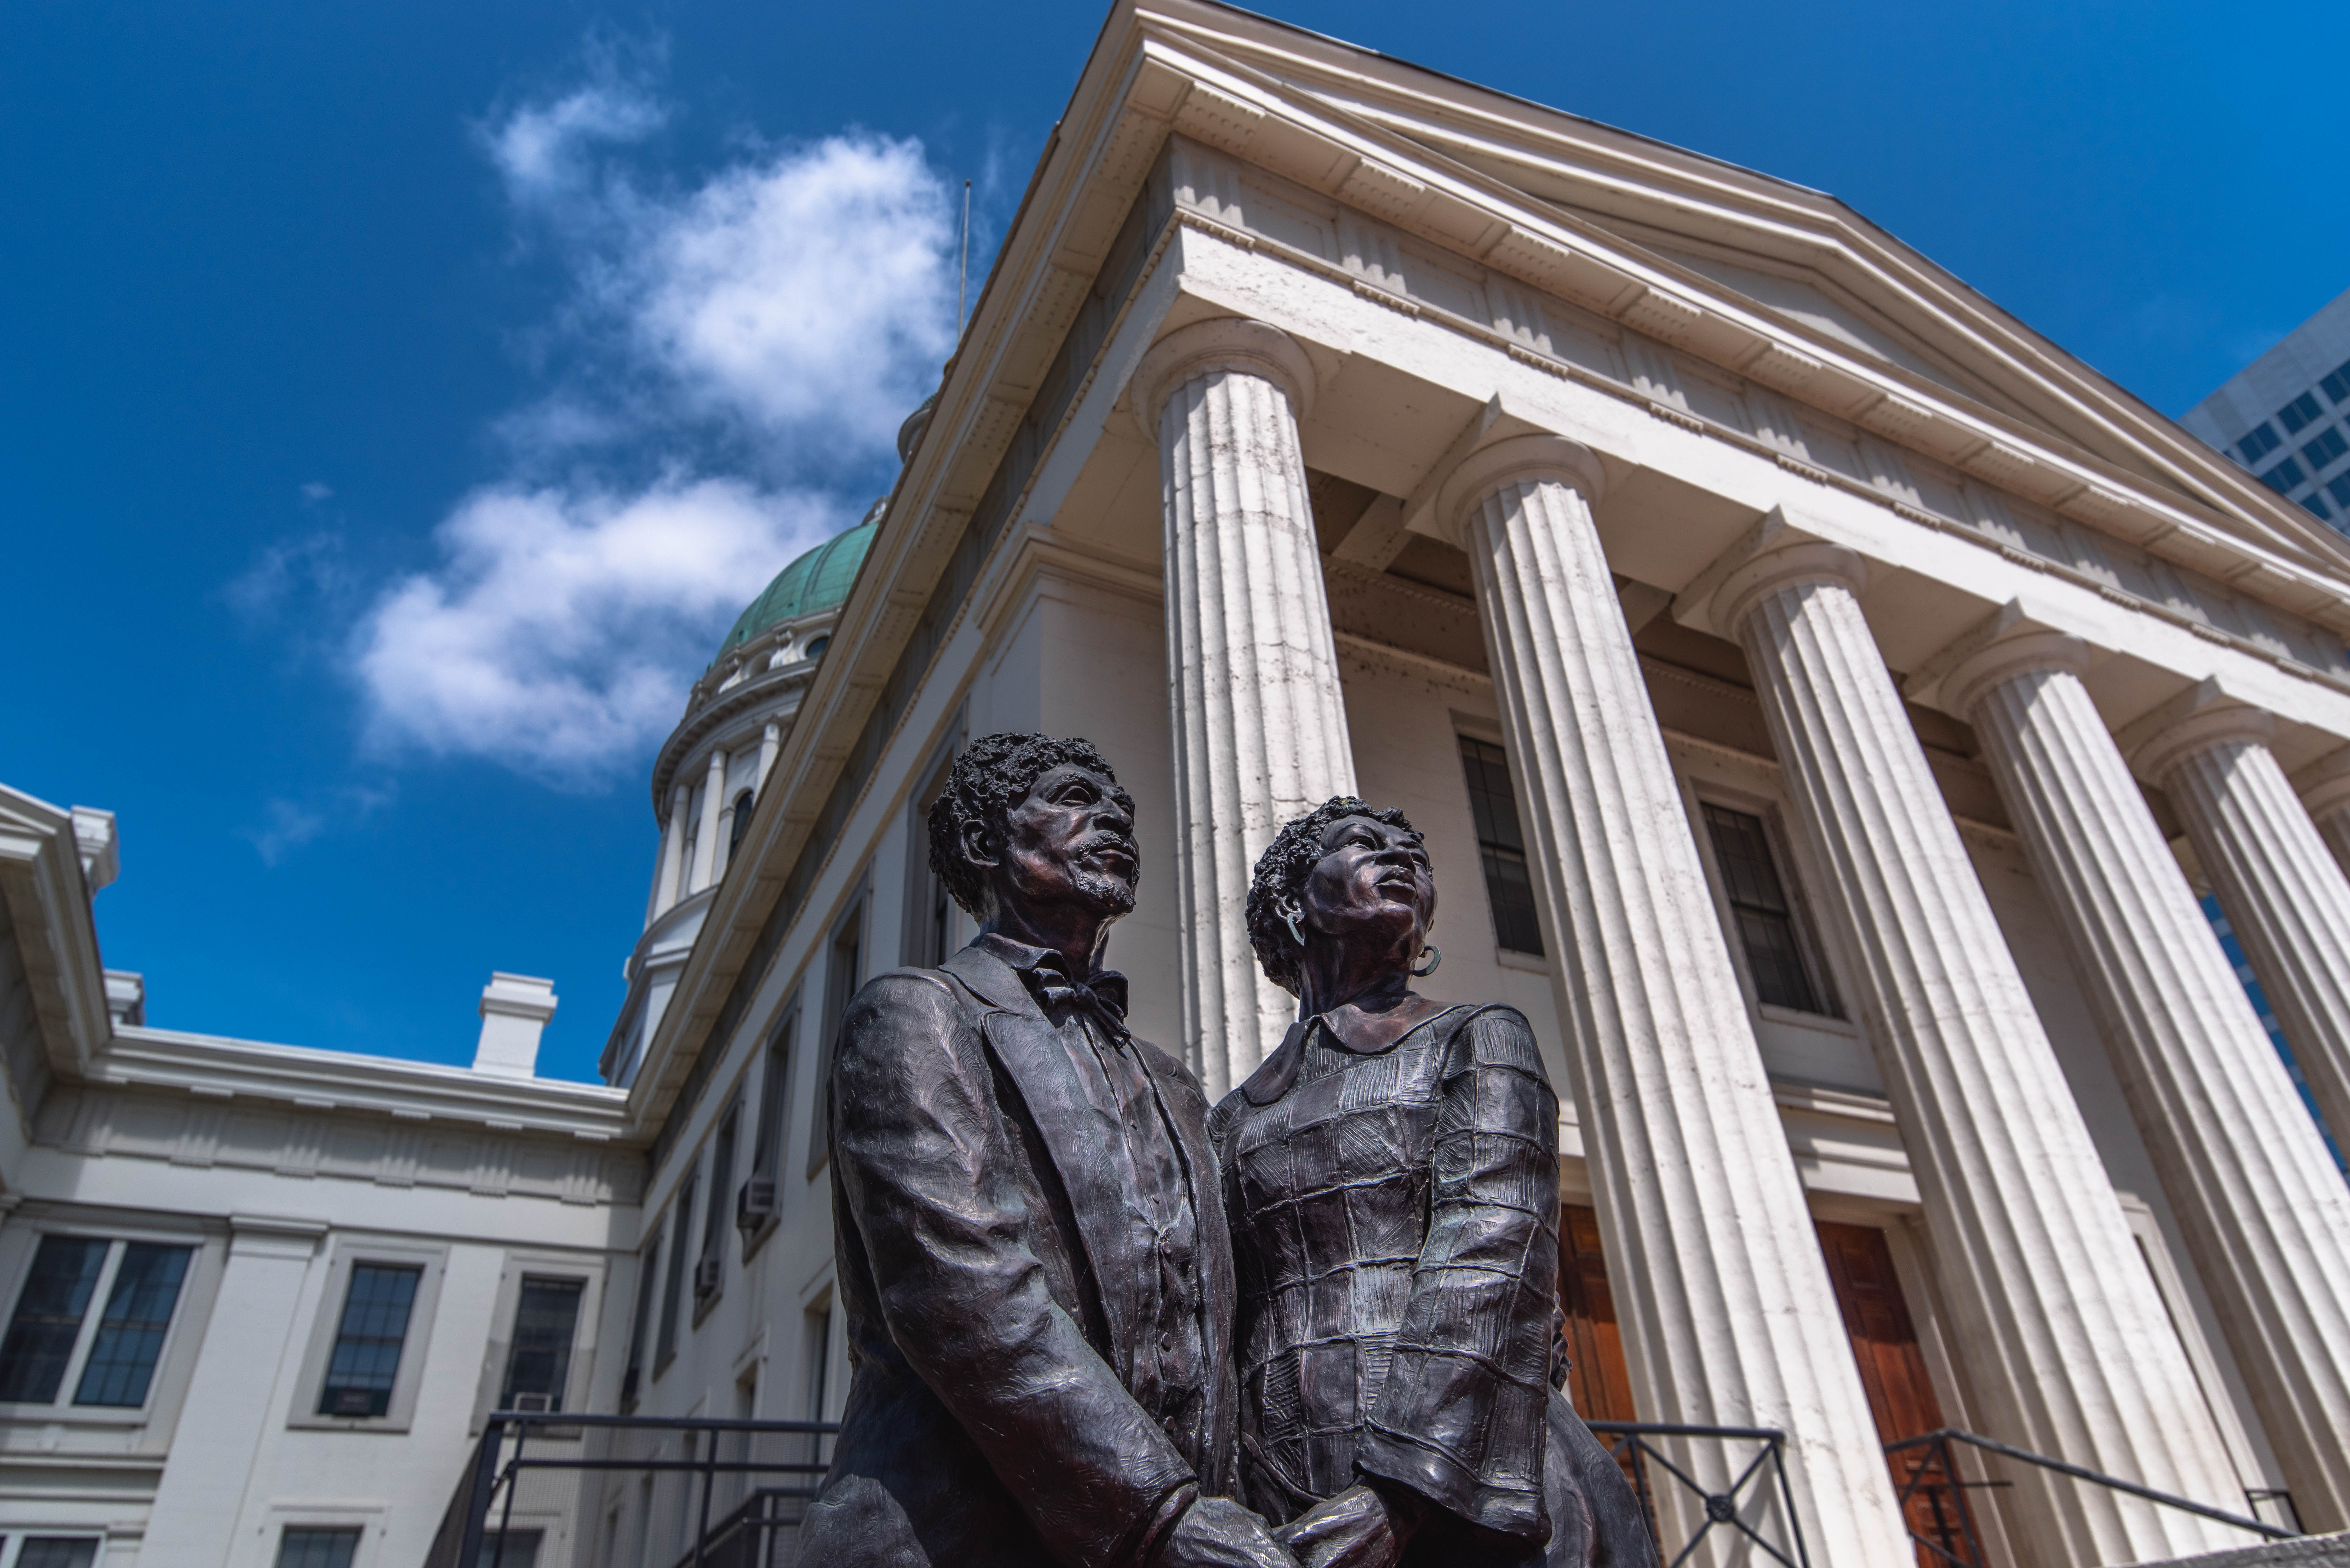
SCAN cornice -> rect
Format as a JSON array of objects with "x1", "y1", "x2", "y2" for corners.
[
  {"x1": 96, "y1": 1028, "x2": 634, "y2": 1142},
  {"x1": 0, "y1": 783, "x2": 109, "y2": 1079}
]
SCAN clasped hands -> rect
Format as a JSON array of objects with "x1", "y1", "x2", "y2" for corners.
[{"x1": 1155, "y1": 1483, "x2": 1421, "y2": 1568}]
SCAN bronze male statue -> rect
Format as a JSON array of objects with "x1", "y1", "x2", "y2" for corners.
[{"x1": 800, "y1": 733, "x2": 1297, "y2": 1568}]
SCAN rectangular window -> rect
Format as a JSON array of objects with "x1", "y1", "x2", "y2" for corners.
[
  {"x1": 1458, "y1": 737, "x2": 1544, "y2": 955},
  {"x1": 622, "y1": 1225, "x2": 659, "y2": 1408},
  {"x1": 473, "y1": 1533, "x2": 541, "y2": 1568},
  {"x1": 2324, "y1": 363, "x2": 2350, "y2": 406},
  {"x1": 2303, "y1": 427, "x2": 2349, "y2": 473},
  {"x1": 2279, "y1": 390, "x2": 2323, "y2": 434},
  {"x1": 499, "y1": 1277, "x2": 584, "y2": 1413},
  {"x1": 700, "y1": 1105, "x2": 738, "y2": 1278},
  {"x1": 73, "y1": 1243, "x2": 191, "y2": 1407},
  {"x1": 655, "y1": 1176, "x2": 694, "y2": 1369},
  {"x1": 2302, "y1": 493, "x2": 2333, "y2": 522},
  {"x1": 751, "y1": 1011, "x2": 794, "y2": 1179},
  {"x1": 2260, "y1": 456, "x2": 2307, "y2": 494},
  {"x1": 2238, "y1": 421, "x2": 2281, "y2": 463},
  {"x1": 903, "y1": 748, "x2": 958, "y2": 970},
  {"x1": 2329, "y1": 472, "x2": 2350, "y2": 509},
  {"x1": 318, "y1": 1263, "x2": 421, "y2": 1418},
  {"x1": 1702, "y1": 803, "x2": 1828, "y2": 1015},
  {"x1": 807, "y1": 902, "x2": 864, "y2": 1178},
  {"x1": 17, "y1": 1542, "x2": 100, "y2": 1568},
  {"x1": 0, "y1": 1236, "x2": 109, "y2": 1404},
  {"x1": 275, "y1": 1527, "x2": 362, "y2": 1568}
]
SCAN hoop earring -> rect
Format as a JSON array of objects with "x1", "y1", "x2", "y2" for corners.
[
  {"x1": 1411, "y1": 944, "x2": 1442, "y2": 977},
  {"x1": 1279, "y1": 908, "x2": 1305, "y2": 947}
]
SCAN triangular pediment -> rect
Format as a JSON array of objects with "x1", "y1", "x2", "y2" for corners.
[{"x1": 1130, "y1": 0, "x2": 2350, "y2": 591}]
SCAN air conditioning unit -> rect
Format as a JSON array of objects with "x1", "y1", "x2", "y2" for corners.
[
  {"x1": 510, "y1": 1391, "x2": 553, "y2": 1414},
  {"x1": 694, "y1": 1256, "x2": 723, "y2": 1297},
  {"x1": 736, "y1": 1176, "x2": 778, "y2": 1231}
]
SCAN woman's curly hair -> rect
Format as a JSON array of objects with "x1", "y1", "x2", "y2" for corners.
[
  {"x1": 1246, "y1": 795, "x2": 1421, "y2": 996},
  {"x1": 926, "y1": 733, "x2": 1132, "y2": 918}
]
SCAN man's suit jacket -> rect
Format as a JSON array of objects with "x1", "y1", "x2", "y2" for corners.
[{"x1": 798, "y1": 939, "x2": 1240, "y2": 1568}]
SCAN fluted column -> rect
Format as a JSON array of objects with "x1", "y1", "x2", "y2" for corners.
[
  {"x1": 2131, "y1": 686, "x2": 2350, "y2": 1188},
  {"x1": 1134, "y1": 317, "x2": 1355, "y2": 1098},
  {"x1": 652, "y1": 783, "x2": 690, "y2": 922},
  {"x1": 2298, "y1": 747, "x2": 2350, "y2": 879},
  {"x1": 1946, "y1": 622, "x2": 2350, "y2": 1533},
  {"x1": 1716, "y1": 541, "x2": 2243, "y2": 1564},
  {"x1": 689, "y1": 749, "x2": 728, "y2": 894},
  {"x1": 1434, "y1": 439, "x2": 1910, "y2": 1566}
]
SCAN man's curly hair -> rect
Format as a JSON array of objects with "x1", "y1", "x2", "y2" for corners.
[
  {"x1": 1246, "y1": 796, "x2": 1421, "y2": 997},
  {"x1": 927, "y1": 733, "x2": 1133, "y2": 919}
]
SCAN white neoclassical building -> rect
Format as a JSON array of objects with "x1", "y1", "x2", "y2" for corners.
[
  {"x1": 10, "y1": 5, "x2": 2350, "y2": 1568},
  {"x1": 0, "y1": 506, "x2": 874, "y2": 1567},
  {"x1": 614, "y1": 5, "x2": 2350, "y2": 1566}
]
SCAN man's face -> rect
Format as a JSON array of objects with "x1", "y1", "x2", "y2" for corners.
[{"x1": 978, "y1": 763, "x2": 1139, "y2": 922}]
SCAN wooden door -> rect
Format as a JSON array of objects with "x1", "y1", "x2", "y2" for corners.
[
  {"x1": 1816, "y1": 1221, "x2": 1974, "y2": 1565},
  {"x1": 1558, "y1": 1204, "x2": 1638, "y2": 1423}
]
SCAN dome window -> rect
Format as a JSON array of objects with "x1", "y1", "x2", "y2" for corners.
[
  {"x1": 728, "y1": 790, "x2": 755, "y2": 861},
  {"x1": 803, "y1": 637, "x2": 829, "y2": 662}
]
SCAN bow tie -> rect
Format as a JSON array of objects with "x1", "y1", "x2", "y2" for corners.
[{"x1": 1023, "y1": 962, "x2": 1131, "y2": 1043}]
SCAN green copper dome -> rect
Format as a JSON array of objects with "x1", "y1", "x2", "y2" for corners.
[{"x1": 715, "y1": 510, "x2": 879, "y2": 661}]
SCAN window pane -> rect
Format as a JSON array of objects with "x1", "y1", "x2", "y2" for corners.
[
  {"x1": 318, "y1": 1264, "x2": 421, "y2": 1418},
  {"x1": 1459, "y1": 737, "x2": 1544, "y2": 955},
  {"x1": 73, "y1": 1243, "x2": 192, "y2": 1407},
  {"x1": 18, "y1": 1540, "x2": 100, "y2": 1568},
  {"x1": 474, "y1": 1531, "x2": 542, "y2": 1568},
  {"x1": 1703, "y1": 804, "x2": 1826, "y2": 1015},
  {"x1": 2280, "y1": 391, "x2": 2322, "y2": 434},
  {"x1": 2325, "y1": 365, "x2": 2350, "y2": 406},
  {"x1": 500, "y1": 1277, "x2": 584, "y2": 1411},
  {"x1": 0, "y1": 1236, "x2": 110, "y2": 1404},
  {"x1": 2238, "y1": 422, "x2": 2280, "y2": 462},
  {"x1": 2261, "y1": 457, "x2": 2306, "y2": 493},
  {"x1": 275, "y1": 1527, "x2": 361, "y2": 1568},
  {"x1": 656, "y1": 1178, "x2": 694, "y2": 1368}
]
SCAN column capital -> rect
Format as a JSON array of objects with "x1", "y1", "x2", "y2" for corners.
[
  {"x1": 1911, "y1": 598, "x2": 2092, "y2": 719},
  {"x1": 1670, "y1": 508, "x2": 1869, "y2": 638},
  {"x1": 1712, "y1": 538, "x2": 1869, "y2": 637},
  {"x1": 2295, "y1": 744, "x2": 2350, "y2": 820},
  {"x1": 1431, "y1": 432, "x2": 1607, "y2": 549},
  {"x1": 1130, "y1": 315, "x2": 1316, "y2": 437},
  {"x1": 2119, "y1": 677, "x2": 2278, "y2": 786}
]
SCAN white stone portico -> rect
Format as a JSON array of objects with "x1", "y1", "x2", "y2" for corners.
[{"x1": 9, "y1": 4, "x2": 2350, "y2": 1567}]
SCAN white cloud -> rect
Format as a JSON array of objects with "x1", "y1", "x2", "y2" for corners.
[
  {"x1": 342, "y1": 55, "x2": 957, "y2": 781},
  {"x1": 355, "y1": 479, "x2": 838, "y2": 782},
  {"x1": 629, "y1": 136, "x2": 957, "y2": 448},
  {"x1": 489, "y1": 78, "x2": 664, "y2": 209},
  {"x1": 246, "y1": 784, "x2": 394, "y2": 867}
]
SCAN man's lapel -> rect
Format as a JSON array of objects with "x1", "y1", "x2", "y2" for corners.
[{"x1": 940, "y1": 942, "x2": 1140, "y2": 1367}]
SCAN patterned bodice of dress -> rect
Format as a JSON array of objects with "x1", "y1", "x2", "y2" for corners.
[{"x1": 1210, "y1": 1001, "x2": 1563, "y2": 1545}]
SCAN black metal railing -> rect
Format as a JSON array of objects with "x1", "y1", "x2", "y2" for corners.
[
  {"x1": 1881, "y1": 1429, "x2": 2296, "y2": 1568},
  {"x1": 423, "y1": 1411, "x2": 843, "y2": 1568},
  {"x1": 1588, "y1": 1421, "x2": 1810, "y2": 1568}
]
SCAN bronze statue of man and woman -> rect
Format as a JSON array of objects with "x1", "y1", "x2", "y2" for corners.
[{"x1": 800, "y1": 732, "x2": 1651, "y2": 1568}]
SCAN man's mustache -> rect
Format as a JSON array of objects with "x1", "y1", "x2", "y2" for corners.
[{"x1": 1071, "y1": 831, "x2": 1138, "y2": 862}]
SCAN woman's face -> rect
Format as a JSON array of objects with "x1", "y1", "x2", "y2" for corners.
[{"x1": 1297, "y1": 814, "x2": 1435, "y2": 954}]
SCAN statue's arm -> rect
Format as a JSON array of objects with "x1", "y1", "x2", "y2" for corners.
[
  {"x1": 1358, "y1": 1006, "x2": 1563, "y2": 1541},
  {"x1": 829, "y1": 974, "x2": 1198, "y2": 1568}
]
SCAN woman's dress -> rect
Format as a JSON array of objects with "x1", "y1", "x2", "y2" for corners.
[{"x1": 1210, "y1": 1002, "x2": 1650, "y2": 1567}]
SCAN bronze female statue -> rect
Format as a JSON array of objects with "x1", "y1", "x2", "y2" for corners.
[{"x1": 1211, "y1": 797, "x2": 1651, "y2": 1568}]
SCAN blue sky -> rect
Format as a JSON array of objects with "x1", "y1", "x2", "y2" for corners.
[{"x1": 4, "y1": 0, "x2": 2343, "y2": 1083}]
